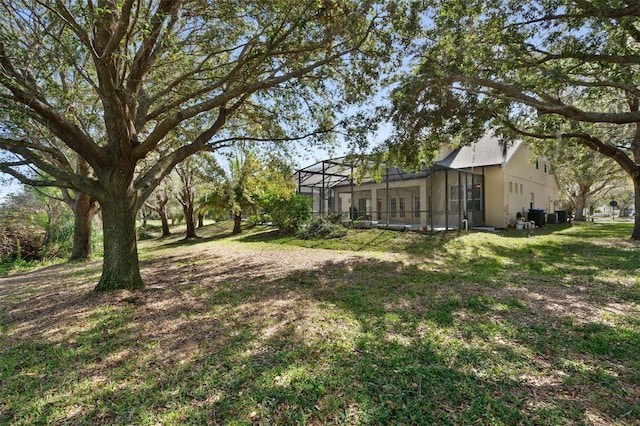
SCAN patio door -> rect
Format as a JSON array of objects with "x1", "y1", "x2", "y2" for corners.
[
  {"x1": 358, "y1": 198, "x2": 371, "y2": 220},
  {"x1": 466, "y1": 175, "x2": 484, "y2": 226}
]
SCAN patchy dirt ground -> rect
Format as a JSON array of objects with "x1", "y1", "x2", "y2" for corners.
[
  {"x1": 1, "y1": 226, "x2": 639, "y2": 425},
  {"x1": 0, "y1": 237, "x2": 397, "y2": 351}
]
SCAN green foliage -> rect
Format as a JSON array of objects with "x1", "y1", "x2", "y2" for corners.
[
  {"x1": 0, "y1": 192, "x2": 47, "y2": 263},
  {"x1": 0, "y1": 0, "x2": 401, "y2": 287},
  {"x1": 530, "y1": 134, "x2": 627, "y2": 220},
  {"x1": 90, "y1": 225, "x2": 103, "y2": 257},
  {"x1": 262, "y1": 192, "x2": 312, "y2": 232},
  {"x1": 246, "y1": 213, "x2": 271, "y2": 227},
  {"x1": 297, "y1": 216, "x2": 347, "y2": 240},
  {"x1": 0, "y1": 189, "x2": 102, "y2": 270},
  {"x1": 229, "y1": 151, "x2": 263, "y2": 216},
  {"x1": 199, "y1": 150, "x2": 301, "y2": 233},
  {"x1": 199, "y1": 150, "x2": 265, "y2": 226},
  {"x1": 41, "y1": 211, "x2": 75, "y2": 258},
  {"x1": 609, "y1": 182, "x2": 635, "y2": 217}
]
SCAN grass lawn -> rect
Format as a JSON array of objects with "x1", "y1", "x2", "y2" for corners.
[{"x1": 1, "y1": 221, "x2": 639, "y2": 425}]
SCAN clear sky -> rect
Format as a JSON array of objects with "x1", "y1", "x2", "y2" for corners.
[{"x1": 0, "y1": 175, "x2": 20, "y2": 201}]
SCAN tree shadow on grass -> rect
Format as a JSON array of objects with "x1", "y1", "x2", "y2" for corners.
[
  {"x1": 475, "y1": 236, "x2": 640, "y2": 308},
  {"x1": 145, "y1": 232, "x2": 237, "y2": 251},
  {"x1": 143, "y1": 224, "x2": 284, "y2": 252},
  {"x1": 2, "y1": 228, "x2": 639, "y2": 424},
  {"x1": 0, "y1": 258, "x2": 545, "y2": 424},
  {"x1": 237, "y1": 228, "x2": 293, "y2": 243}
]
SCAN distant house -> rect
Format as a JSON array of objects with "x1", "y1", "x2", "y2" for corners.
[{"x1": 295, "y1": 134, "x2": 560, "y2": 230}]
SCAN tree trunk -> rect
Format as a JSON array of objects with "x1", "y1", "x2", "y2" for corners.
[
  {"x1": 141, "y1": 209, "x2": 148, "y2": 228},
  {"x1": 147, "y1": 193, "x2": 171, "y2": 237},
  {"x1": 184, "y1": 203, "x2": 197, "y2": 238},
  {"x1": 95, "y1": 196, "x2": 144, "y2": 291},
  {"x1": 197, "y1": 212, "x2": 204, "y2": 228},
  {"x1": 574, "y1": 186, "x2": 589, "y2": 221},
  {"x1": 632, "y1": 176, "x2": 640, "y2": 240},
  {"x1": 70, "y1": 192, "x2": 98, "y2": 261},
  {"x1": 233, "y1": 213, "x2": 242, "y2": 234},
  {"x1": 160, "y1": 208, "x2": 171, "y2": 237}
]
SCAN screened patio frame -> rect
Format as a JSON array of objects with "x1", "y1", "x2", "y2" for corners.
[{"x1": 295, "y1": 156, "x2": 486, "y2": 230}]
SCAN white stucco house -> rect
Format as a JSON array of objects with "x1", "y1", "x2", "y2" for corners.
[{"x1": 295, "y1": 134, "x2": 561, "y2": 230}]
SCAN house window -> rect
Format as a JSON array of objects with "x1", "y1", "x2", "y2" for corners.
[
  {"x1": 399, "y1": 197, "x2": 406, "y2": 218},
  {"x1": 535, "y1": 159, "x2": 539, "y2": 169},
  {"x1": 515, "y1": 183, "x2": 518, "y2": 194},
  {"x1": 520, "y1": 183, "x2": 523, "y2": 194},
  {"x1": 509, "y1": 182, "x2": 513, "y2": 193},
  {"x1": 544, "y1": 164, "x2": 547, "y2": 173},
  {"x1": 377, "y1": 198, "x2": 382, "y2": 219},
  {"x1": 390, "y1": 197, "x2": 397, "y2": 218},
  {"x1": 414, "y1": 196, "x2": 421, "y2": 218}
]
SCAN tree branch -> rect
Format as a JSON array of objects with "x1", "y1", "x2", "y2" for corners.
[
  {"x1": 47, "y1": 0, "x2": 98, "y2": 58},
  {"x1": 0, "y1": 46, "x2": 107, "y2": 169},
  {"x1": 433, "y1": 75, "x2": 640, "y2": 124},
  {"x1": 125, "y1": 0, "x2": 182, "y2": 98},
  {"x1": 100, "y1": 0, "x2": 136, "y2": 59},
  {"x1": 0, "y1": 163, "x2": 70, "y2": 189},
  {"x1": 500, "y1": 120, "x2": 640, "y2": 178}
]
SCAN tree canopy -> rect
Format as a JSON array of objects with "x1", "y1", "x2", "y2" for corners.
[
  {"x1": 0, "y1": 0, "x2": 401, "y2": 289},
  {"x1": 389, "y1": 0, "x2": 640, "y2": 238},
  {"x1": 532, "y1": 139, "x2": 626, "y2": 220}
]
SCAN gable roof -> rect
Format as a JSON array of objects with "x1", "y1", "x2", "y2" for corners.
[{"x1": 436, "y1": 134, "x2": 521, "y2": 169}]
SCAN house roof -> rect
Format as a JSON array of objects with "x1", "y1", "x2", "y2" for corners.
[
  {"x1": 295, "y1": 157, "x2": 429, "y2": 189},
  {"x1": 295, "y1": 134, "x2": 522, "y2": 189},
  {"x1": 435, "y1": 133, "x2": 521, "y2": 169}
]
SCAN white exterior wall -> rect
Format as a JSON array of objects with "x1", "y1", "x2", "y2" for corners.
[
  {"x1": 503, "y1": 144, "x2": 560, "y2": 225},
  {"x1": 484, "y1": 165, "x2": 507, "y2": 228}
]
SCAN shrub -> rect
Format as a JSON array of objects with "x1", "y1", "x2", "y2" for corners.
[
  {"x1": 41, "y1": 212, "x2": 74, "y2": 257},
  {"x1": 0, "y1": 223, "x2": 46, "y2": 262},
  {"x1": 245, "y1": 213, "x2": 273, "y2": 226},
  {"x1": 262, "y1": 192, "x2": 312, "y2": 232},
  {"x1": 326, "y1": 213, "x2": 343, "y2": 224},
  {"x1": 137, "y1": 226, "x2": 155, "y2": 240},
  {"x1": 297, "y1": 217, "x2": 347, "y2": 240}
]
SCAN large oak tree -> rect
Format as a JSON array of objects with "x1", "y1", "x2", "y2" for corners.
[
  {"x1": 0, "y1": 0, "x2": 398, "y2": 290},
  {"x1": 390, "y1": 0, "x2": 640, "y2": 239}
]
